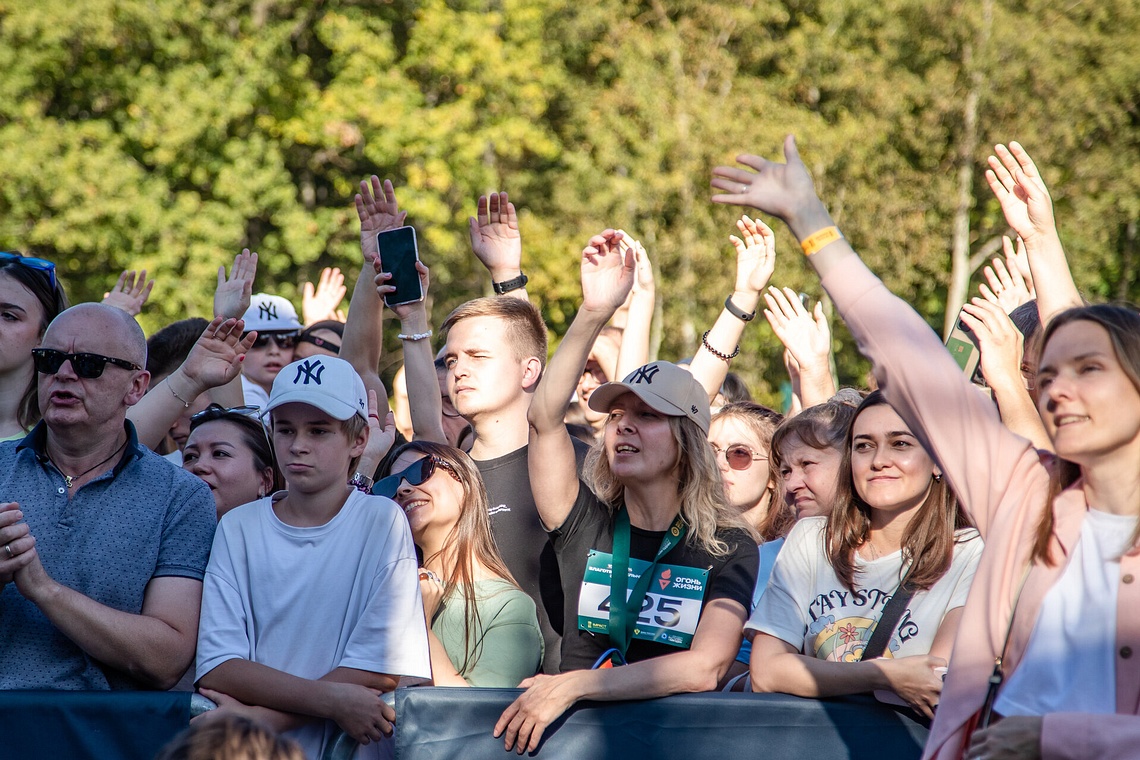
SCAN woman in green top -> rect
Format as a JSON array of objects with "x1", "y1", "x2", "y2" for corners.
[{"x1": 376, "y1": 441, "x2": 543, "y2": 687}]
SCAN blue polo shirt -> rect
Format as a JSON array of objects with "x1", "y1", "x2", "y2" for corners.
[{"x1": 0, "y1": 421, "x2": 216, "y2": 690}]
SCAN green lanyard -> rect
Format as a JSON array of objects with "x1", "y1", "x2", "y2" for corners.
[{"x1": 608, "y1": 508, "x2": 687, "y2": 656}]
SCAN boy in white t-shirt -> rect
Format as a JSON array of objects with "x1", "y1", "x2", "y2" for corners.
[{"x1": 195, "y1": 356, "x2": 430, "y2": 759}]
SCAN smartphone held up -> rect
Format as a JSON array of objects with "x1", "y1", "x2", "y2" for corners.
[{"x1": 377, "y1": 226, "x2": 424, "y2": 307}]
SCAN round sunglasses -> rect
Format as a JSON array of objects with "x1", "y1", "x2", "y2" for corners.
[
  {"x1": 32, "y1": 348, "x2": 142, "y2": 379},
  {"x1": 373, "y1": 455, "x2": 460, "y2": 500},
  {"x1": 710, "y1": 442, "x2": 768, "y2": 471}
]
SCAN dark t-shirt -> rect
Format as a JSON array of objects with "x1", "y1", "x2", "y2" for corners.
[
  {"x1": 551, "y1": 483, "x2": 759, "y2": 672},
  {"x1": 477, "y1": 438, "x2": 590, "y2": 674}
]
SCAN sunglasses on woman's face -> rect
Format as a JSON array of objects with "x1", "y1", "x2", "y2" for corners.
[
  {"x1": 31, "y1": 348, "x2": 141, "y2": 379},
  {"x1": 374, "y1": 456, "x2": 458, "y2": 500},
  {"x1": 710, "y1": 443, "x2": 768, "y2": 471}
]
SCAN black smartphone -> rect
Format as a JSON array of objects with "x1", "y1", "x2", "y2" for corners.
[{"x1": 376, "y1": 226, "x2": 424, "y2": 307}]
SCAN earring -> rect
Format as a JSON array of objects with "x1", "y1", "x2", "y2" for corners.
[{"x1": 934, "y1": 473, "x2": 942, "y2": 482}]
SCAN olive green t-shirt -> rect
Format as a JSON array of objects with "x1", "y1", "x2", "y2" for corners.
[{"x1": 431, "y1": 578, "x2": 543, "y2": 687}]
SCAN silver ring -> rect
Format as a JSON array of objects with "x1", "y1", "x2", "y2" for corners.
[
  {"x1": 4, "y1": 543, "x2": 12, "y2": 559},
  {"x1": 740, "y1": 184, "x2": 747, "y2": 194}
]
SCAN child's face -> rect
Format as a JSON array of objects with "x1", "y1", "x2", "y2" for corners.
[{"x1": 270, "y1": 403, "x2": 365, "y2": 494}]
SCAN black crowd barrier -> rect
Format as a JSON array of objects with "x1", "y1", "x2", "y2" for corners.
[
  {"x1": 393, "y1": 688, "x2": 930, "y2": 760},
  {"x1": 0, "y1": 688, "x2": 929, "y2": 759}
]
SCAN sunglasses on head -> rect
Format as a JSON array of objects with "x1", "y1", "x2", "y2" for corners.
[
  {"x1": 190, "y1": 404, "x2": 262, "y2": 428},
  {"x1": 32, "y1": 348, "x2": 142, "y2": 379},
  {"x1": 373, "y1": 455, "x2": 459, "y2": 500},
  {"x1": 0, "y1": 251, "x2": 57, "y2": 288},
  {"x1": 710, "y1": 442, "x2": 768, "y2": 471},
  {"x1": 250, "y1": 332, "x2": 299, "y2": 350}
]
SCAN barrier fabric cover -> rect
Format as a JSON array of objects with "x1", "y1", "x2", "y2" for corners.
[
  {"x1": 394, "y1": 688, "x2": 929, "y2": 760},
  {"x1": 0, "y1": 690, "x2": 191, "y2": 759}
]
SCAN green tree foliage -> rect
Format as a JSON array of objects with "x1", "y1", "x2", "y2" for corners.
[{"x1": 0, "y1": 0, "x2": 1135, "y2": 405}]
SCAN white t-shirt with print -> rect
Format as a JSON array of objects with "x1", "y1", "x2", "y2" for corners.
[{"x1": 746, "y1": 517, "x2": 982, "y2": 660}]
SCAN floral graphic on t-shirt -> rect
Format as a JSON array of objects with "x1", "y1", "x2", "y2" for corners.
[{"x1": 838, "y1": 623, "x2": 859, "y2": 644}]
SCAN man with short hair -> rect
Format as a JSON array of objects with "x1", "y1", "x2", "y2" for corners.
[
  {"x1": 441, "y1": 296, "x2": 587, "y2": 673},
  {"x1": 0, "y1": 303, "x2": 216, "y2": 690}
]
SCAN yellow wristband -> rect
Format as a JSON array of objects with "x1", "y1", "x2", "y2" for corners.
[{"x1": 800, "y1": 226, "x2": 843, "y2": 256}]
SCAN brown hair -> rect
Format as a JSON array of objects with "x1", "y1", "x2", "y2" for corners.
[
  {"x1": 385, "y1": 440, "x2": 518, "y2": 674},
  {"x1": 0, "y1": 260, "x2": 69, "y2": 431},
  {"x1": 711, "y1": 402, "x2": 792, "y2": 542},
  {"x1": 769, "y1": 396, "x2": 859, "y2": 485},
  {"x1": 825, "y1": 391, "x2": 972, "y2": 591},
  {"x1": 155, "y1": 715, "x2": 304, "y2": 760},
  {"x1": 1031, "y1": 304, "x2": 1140, "y2": 564},
  {"x1": 441, "y1": 297, "x2": 548, "y2": 369},
  {"x1": 585, "y1": 415, "x2": 752, "y2": 555}
]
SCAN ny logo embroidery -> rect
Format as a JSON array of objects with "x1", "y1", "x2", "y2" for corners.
[
  {"x1": 293, "y1": 359, "x2": 325, "y2": 385},
  {"x1": 258, "y1": 302, "x2": 278, "y2": 320},
  {"x1": 630, "y1": 364, "x2": 660, "y2": 385}
]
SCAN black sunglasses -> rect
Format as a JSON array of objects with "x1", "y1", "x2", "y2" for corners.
[
  {"x1": 0, "y1": 251, "x2": 57, "y2": 288},
  {"x1": 373, "y1": 456, "x2": 459, "y2": 500},
  {"x1": 190, "y1": 404, "x2": 262, "y2": 429},
  {"x1": 710, "y1": 442, "x2": 768, "y2": 471},
  {"x1": 250, "y1": 332, "x2": 299, "y2": 350},
  {"x1": 32, "y1": 348, "x2": 142, "y2": 379}
]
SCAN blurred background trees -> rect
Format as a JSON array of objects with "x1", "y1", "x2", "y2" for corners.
[{"x1": 1, "y1": 0, "x2": 1136, "y2": 406}]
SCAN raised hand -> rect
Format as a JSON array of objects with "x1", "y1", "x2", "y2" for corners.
[
  {"x1": 711, "y1": 136, "x2": 823, "y2": 226},
  {"x1": 468, "y1": 192, "x2": 522, "y2": 281},
  {"x1": 764, "y1": 287, "x2": 831, "y2": 371},
  {"x1": 355, "y1": 176, "x2": 408, "y2": 263},
  {"x1": 180, "y1": 317, "x2": 257, "y2": 391},
  {"x1": 730, "y1": 215, "x2": 776, "y2": 295},
  {"x1": 373, "y1": 257, "x2": 429, "y2": 320},
  {"x1": 1003, "y1": 235, "x2": 1035, "y2": 299},
  {"x1": 214, "y1": 249, "x2": 258, "y2": 320},
  {"x1": 984, "y1": 142, "x2": 1057, "y2": 247},
  {"x1": 627, "y1": 236, "x2": 655, "y2": 296},
  {"x1": 959, "y1": 297, "x2": 1025, "y2": 392},
  {"x1": 359, "y1": 391, "x2": 396, "y2": 473},
  {"x1": 102, "y1": 269, "x2": 155, "y2": 316},
  {"x1": 979, "y1": 248, "x2": 1033, "y2": 313},
  {"x1": 302, "y1": 267, "x2": 347, "y2": 325},
  {"x1": 580, "y1": 230, "x2": 635, "y2": 314}
]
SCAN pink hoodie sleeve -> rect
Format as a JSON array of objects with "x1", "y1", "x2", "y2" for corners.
[{"x1": 818, "y1": 255, "x2": 1041, "y2": 539}]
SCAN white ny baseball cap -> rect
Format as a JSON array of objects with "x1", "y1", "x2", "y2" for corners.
[
  {"x1": 242, "y1": 293, "x2": 302, "y2": 334},
  {"x1": 265, "y1": 356, "x2": 367, "y2": 421}
]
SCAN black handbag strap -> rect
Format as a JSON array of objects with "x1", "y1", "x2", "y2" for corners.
[{"x1": 860, "y1": 578, "x2": 916, "y2": 661}]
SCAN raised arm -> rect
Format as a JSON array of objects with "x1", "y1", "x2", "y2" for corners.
[
  {"x1": 528, "y1": 229, "x2": 634, "y2": 530},
  {"x1": 127, "y1": 318, "x2": 255, "y2": 450},
  {"x1": 712, "y1": 135, "x2": 1040, "y2": 537},
  {"x1": 613, "y1": 236, "x2": 654, "y2": 379},
  {"x1": 689, "y1": 215, "x2": 775, "y2": 402},
  {"x1": 960, "y1": 296, "x2": 1051, "y2": 451},
  {"x1": 340, "y1": 176, "x2": 407, "y2": 413},
  {"x1": 469, "y1": 192, "x2": 528, "y2": 301},
  {"x1": 763, "y1": 286, "x2": 836, "y2": 408},
  {"x1": 984, "y1": 142, "x2": 1081, "y2": 325}
]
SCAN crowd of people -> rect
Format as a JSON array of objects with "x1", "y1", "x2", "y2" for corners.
[{"x1": 0, "y1": 135, "x2": 1134, "y2": 760}]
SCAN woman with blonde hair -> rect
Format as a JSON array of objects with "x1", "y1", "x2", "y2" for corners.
[
  {"x1": 494, "y1": 230, "x2": 758, "y2": 753},
  {"x1": 376, "y1": 441, "x2": 542, "y2": 687}
]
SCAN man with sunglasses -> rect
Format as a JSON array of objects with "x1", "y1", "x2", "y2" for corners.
[
  {"x1": 0, "y1": 303, "x2": 216, "y2": 690},
  {"x1": 239, "y1": 294, "x2": 303, "y2": 410}
]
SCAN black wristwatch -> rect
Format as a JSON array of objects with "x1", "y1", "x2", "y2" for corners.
[
  {"x1": 349, "y1": 472, "x2": 374, "y2": 493},
  {"x1": 492, "y1": 272, "x2": 529, "y2": 295},
  {"x1": 724, "y1": 295, "x2": 756, "y2": 322}
]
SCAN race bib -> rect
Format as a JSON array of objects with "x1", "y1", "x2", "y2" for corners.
[{"x1": 577, "y1": 549, "x2": 709, "y2": 649}]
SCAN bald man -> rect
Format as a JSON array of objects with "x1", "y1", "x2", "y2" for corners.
[{"x1": 0, "y1": 303, "x2": 216, "y2": 689}]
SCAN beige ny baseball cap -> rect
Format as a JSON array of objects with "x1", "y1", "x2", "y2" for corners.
[{"x1": 587, "y1": 361, "x2": 711, "y2": 434}]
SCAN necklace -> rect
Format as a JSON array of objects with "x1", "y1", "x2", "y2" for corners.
[{"x1": 49, "y1": 438, "x2": 129, "y2": 489}]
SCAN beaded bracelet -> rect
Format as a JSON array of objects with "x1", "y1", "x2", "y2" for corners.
[
  {"x1": 701, "y1": 330, "x2": 740, "y2": 362},
  {"x1": 397, "y1": 329, "x2": 433, "y2": 342}
]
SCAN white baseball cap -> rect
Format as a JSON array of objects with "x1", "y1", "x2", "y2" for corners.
[
  {"x1": 242, "y1": 293, "x2": 302, "y2": 334},
  {"x1": 265, "y1": 356, "x2": 367, "y2": 421}
]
